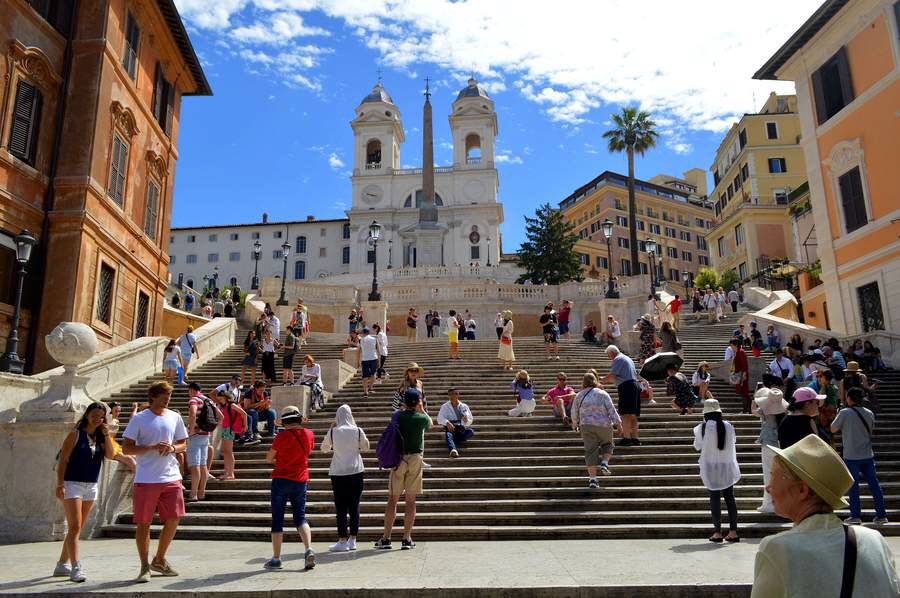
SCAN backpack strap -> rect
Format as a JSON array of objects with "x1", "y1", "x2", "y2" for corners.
[
  {"x1": 849, "y1": 406, "x2": 871, "y2": 437},
  {"x1": 840, "y1": 524, "x2": 857, "y2": 598}
]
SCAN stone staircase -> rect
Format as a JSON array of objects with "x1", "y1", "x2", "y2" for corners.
[{"x1": 102, "y1": 312, "x2": 900, "y2": 541}]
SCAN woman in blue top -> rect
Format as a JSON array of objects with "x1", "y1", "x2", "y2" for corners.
[
  {"x1": 54, "y1": 402, "x2": 115, "y2": 582},
  {"x1": 508, "y1": 370, "x2": 536, "y2": 417}
]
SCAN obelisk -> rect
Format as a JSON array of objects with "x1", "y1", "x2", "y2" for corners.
[{"x1": 414, "y1": 78, "x2": 444, "y2": 265}]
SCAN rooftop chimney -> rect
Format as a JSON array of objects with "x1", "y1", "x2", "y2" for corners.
[{"x1": 262, "y1": 212, "x2": 268, "y2": 224}]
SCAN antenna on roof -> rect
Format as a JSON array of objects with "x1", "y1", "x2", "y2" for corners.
[{"x1": 376, "y1": 68, "x2": 383, "y2": 85}]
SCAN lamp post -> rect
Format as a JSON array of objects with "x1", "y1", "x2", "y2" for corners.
[
  {"x1": 0, "y1": 229, "x2": 38, "y2": 374},
  {"x1": 213, "y1": 266, "x2": 219, "y2": 291},
  {"x1": 486, "y1": 236, "x2": 492, "y2": 267},
  {"x1": 368, "y1": 220, "x2": 382, "y2": 301},
  {"x1": 601, "y1": 219, "x2": 618, "y2": 298},
  {"x1": 387, "y1": 238, "x2": 393, "y2": 270},
  {"x1": 276, "y1": 240, "x2": 290, "y2": 306},
  {"x1": 645, "y1": 237, "x2": 657, "y2": 295},
  {"x1": 682, "y1": 270, "x2": 692, "y2": 293},
  {"x1": 251, "y1": 240, "x2": 262, "y2": 290}
]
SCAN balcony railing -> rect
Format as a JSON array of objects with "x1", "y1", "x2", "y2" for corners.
[
  {"x1": 466, "y1": 157, "x2": 482, "y2": 165},
  {"x1": 393, "y1": 166, "x2": 454, "y2": 176},
  {"x1": 365, "y1": 162, "x2": 381, "y2": 170}
]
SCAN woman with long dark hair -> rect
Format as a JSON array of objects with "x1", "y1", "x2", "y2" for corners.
[
  {"x1": 693, "y1": 399, "x2": 740, "y2": 543},
  {"x1": 241, "y1": 330, "x2": 259, "y2": 386},
  {"x1": 54, "y1": 402, "x2": 116, "y2": 582}
]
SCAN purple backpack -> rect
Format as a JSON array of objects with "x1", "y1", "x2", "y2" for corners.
[{"x1": 376, "y1": 411, "x2": 405, "y2": 469}]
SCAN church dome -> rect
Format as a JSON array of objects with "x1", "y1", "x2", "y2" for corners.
[
  {"x1": 456, "y1": 77, "x2": 490, "y2": 100},
  {"x1": 361, "y1": 82, "x2": 394, "y2": 105}
]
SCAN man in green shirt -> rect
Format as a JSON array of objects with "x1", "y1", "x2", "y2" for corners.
[{"x1": 375, "y1": 389, "x2": 433, "y2": 550}]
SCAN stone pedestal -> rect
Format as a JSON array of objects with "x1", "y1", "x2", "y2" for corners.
[
  {"x1": 271, "y1": 385, "x2": 309, "y2": 419},
  {"x1": 413, "y1": 226, "x2": 445, "y2": 267},
  {"x1": 360, "y1": 300, "x2": 389, "y2": 330}
]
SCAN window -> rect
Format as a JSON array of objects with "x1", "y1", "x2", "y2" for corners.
[
  {"x1": 774, "y1": 190, "x2": 789, "y2": 205},
  {"x1": 735, "y1": 224, "x2": 744, "y2": 246},
  {"x1": 208, "y1": 234, "x2": 217, "y2": 242},
  {"x1": 739, "y1": 262, "x2": 749, "y2": 280},
  {"x1": 342, "y1": 246, "x2": 350, "y2": 264},
  {"x1": 8, "y1": 80, "x2": 43, "y2": 165},
  {"x1": 638, "y1": 240, "x2": 647, "y2": 252},
  {"x1": 170, "y1": 255, "x2": 176, "y2": 265},
  {"x1": 768, "y1": 157, "x2": 787, "y2": 173},
  {"x1": 669, "y1": 268, "x2": 680, "y2": 281},
  {"x1": 186, "y1": 254, "x2": 197, "y2": 264},
  {"x1": 274, "y1": 231, "x2": 283, "y2": 239},
  {"x1": 294, "y1": 260, "x2": 306, "y2": 280},
  {"x1": 733, "y1": 174, "x2": 742, "y2": 190},
  {"x1": 713, "y1": 169, "x2": 720, "y2": 186},
  {"x1": 367, "y1": 250, "x2": 375, "y2": 264},
  {"x1": 95, "y1": 262, "x2": 115, "y2": 324},
  {"x1": 252, "y1": 232, "x2": 260, "y2": 240},
  {"x1": 637, "y1": 220, "x2": 645, "y2": 231},
  {"x1": 229, "y1": 233, "x2": 239, "y2": 241},
  {"x1": 727, "y1": 185, "x2": 734, "y2": 201},
  {"x1": 208, "y1": 253, "x2": 218, "y2": 263},
  {"x1": 320, "y1": 227, "x2": 326, "y2": 237},
  {"x1": 403, "y1": 190, "x2": 444, "y2": 207},
  {"x1": 616, "y1": 216, "x2": 627, "y2": 227},
  {"x1": 151, "y1": 63, "x2": 175, "y2": 136},
  {"x1": 619, "y1": 259, "x2": 631, "y2": 276},
  {"x1": 697, "y1": 236, "x2": 708, "y2": 251},
  {"x1": 667, "y1": 247, "x2": 678, "y2": 258},
  {"x1": 135, "y1": 291, "x2": 149, "y2": 338},
  {"x1": 187, "y1": 235, "x2": 196, "y2": 243},
  {"x1": 694, "y1": 218, "x2": 704, "y2": 228},
  {"x1": 137, "y1": 182, "x2": 158, "y2": 243},
  {"x1": 169, "y1": 235, "x2": 174, "y2": 244},
  {"x1": 857, "y1": 281, "x2": 884, "y2": 332},
  {"x1": 665, "y1": 227, "x2": 677, "y2": 238},
  {"x1": 717, "y1": 237, "x2": 726, "y2": 257},
  {"x1": 108, "y1": 133, "x2": 128, "y2": 205},
  {"x1": 766, "y1": 122, "x2": 778, "y2": 140},
  {"x1": 186, "y1": 279, "x2": 194, "y2": 289},
  {"x1": 811, "y1": 47, "x2": 854, "y2": 125},
  {"x1": 738, "y1": 128, "x2": 747, "y2": 149},
  {"x1": 838, "y1": 167, "x2": 868, "y2": 233},
  {"x1": 682, "y1": 251, "x2": 693, "y2": 262},
  {"x1": 319, "y1": 247, "x2": 327, "y2": 257},
  {"x1": 122, "y1": 12, "x2": 140, "y2": 80},
  {"x1": 590, "y1": 222, "x2": 599, "y2": 234},
  {"x1": 342, "y1": 223, "x2": 351, "y2": 239},
  {"x1": 741, "y1": 163, "x2": 749, "y2": 181},
  {"x1": 272, "y1": 250, "x2": 283, "y2": 259},
  {"x1": 596, "y1": 255, "x2": 608, "y2": 269},
  {"x1": 699, "y1": 255, "x2": 709, "y2": 266},
  {"x1": 296, "y1": 236, "x2": 307, "y2": 253},
  {"x1": 470, "y1": 245, "x2": 481, "y2": 260},
  {"x1": 229, "y1": 252, "x2": 240, "y2": 262},
  {"x1": 680, "y1": 231, "x2": 691, "y2": 241},
  {"x1": 617, "y1": 238, "x2": 629, "y2": 248},
  {"x1": 649, "y1": 223, "x2": 661, "y2": 235},
  {"x1": 579, "y1": 229, "x2": 588, "y2": 239}
]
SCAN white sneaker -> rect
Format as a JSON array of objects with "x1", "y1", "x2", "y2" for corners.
[
  {"x1": 53, "y1": 561, "x2": 71, "y2": 577},
  {"x1": 347, "y1": 538, "x2": 358, "y2": 551},
  {"x1": 555, "y1": 356, "x2": 560, "y2": 360},
  {"x1": 422, "y1": 462, "x2": 432, "y2": 469},
  {"x1": 757, "y1": 504, "x2": 775, "y2": 513},
  {"x1": 648, "y1": 399, "x2": 657, "y2": 405},
  {"x1": 329, "y1": 540, "x2": 350, "y2": 552},
  {"x1": 70, "y1": 562, "x2": 86, "y2": 583},
  {"x1": 449, "y1": 449, "x2": 459, "y2": 458}
]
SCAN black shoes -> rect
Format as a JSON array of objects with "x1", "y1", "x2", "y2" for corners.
[{"x1": 401, "y1": 538, "x2": 416, "y2": 550}]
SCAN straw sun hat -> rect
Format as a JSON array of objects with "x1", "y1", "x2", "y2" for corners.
[
  {"x1": 405, "y1": 362, "x2": 425, "y2": 375},
  {"x1": 767, "y1": 434, "x2": 854, "y2": 509},
  {"x1": 754, "y1": 388, "x2": 789, "y2": 415}
]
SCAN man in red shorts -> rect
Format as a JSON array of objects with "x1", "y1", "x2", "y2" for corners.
[{"x1": 122, "y1": 381, "x2": 188, "y2": 583}]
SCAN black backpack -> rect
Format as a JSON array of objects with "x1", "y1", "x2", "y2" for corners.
[{"x1": 196, "y1": 397, "x2": 220, "y2": 432}]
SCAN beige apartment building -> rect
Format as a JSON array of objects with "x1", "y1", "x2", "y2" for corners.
[
  {"x1": 559, "y1": 169, "x2": 714, "y2": 283},
  {"x1": 707, "y1": 93, "x2": 808, "y2": 281}
]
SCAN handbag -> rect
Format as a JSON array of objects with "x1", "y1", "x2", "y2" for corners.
[{"x1": 500, "y1": 336, "x2": 512, "y2": 346}]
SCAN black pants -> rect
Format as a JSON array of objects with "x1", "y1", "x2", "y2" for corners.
[
  {"x1": 426, "y1": 326, "x2": 434, "y2": 338},
  {"x1": 331, "y1": 472, "x2": 364, "y2": 538},
  {"x1": 731, "y1": 301, "x2": 738, "y2": 313},
  {"x1": 262, "y1": 351, "x2": 276, "y2": 382},
  {"x1": 710, "y1": 486, "x2": 738, "y2": 533},
  {"x1": 496, "y1": 327, "x2": 503, "y2": 340},
  {"x1": 377, "y1": 355, "x2": 387, "y2": 379}
]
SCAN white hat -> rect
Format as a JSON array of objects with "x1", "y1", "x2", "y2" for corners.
[{"x1": 702, "y1": 399, "x2": 722, "y2": 414}]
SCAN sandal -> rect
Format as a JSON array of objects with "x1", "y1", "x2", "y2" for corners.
[
  {"x1": 725, "y1": 535, "x2": 741, "y2": 543},
  {"x1": 708, "y1": 535, "x2": 724, "y2": 543}
]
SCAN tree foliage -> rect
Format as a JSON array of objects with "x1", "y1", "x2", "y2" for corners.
[
  {"x1": 516, "y1": 203, "x2": 584, "y2": 285},
  {"x1": 718, "y1": 269, "x2": 741, "y2": 290},
  {"x1": 694, "y1": 267, "x2": 719, "y2": 289}
]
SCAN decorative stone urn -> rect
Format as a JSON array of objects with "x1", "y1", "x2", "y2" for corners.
[{"x1": 45, "y1": 322, "x2": 98, "y2": 370}]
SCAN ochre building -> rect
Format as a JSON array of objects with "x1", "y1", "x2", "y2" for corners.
[{"x1": 0, "y1": 0, "x2": 210, "y2": 372}]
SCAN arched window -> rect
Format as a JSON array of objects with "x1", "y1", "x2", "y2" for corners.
[
  {"x1": 186, "y1": 279, "x2": 194, "y2": 289},
  {"x1": 366, "y1": 139, "x2": 382, "y2": 169},
  {"x1": 296, "y1": 235, "x2": 307, "y2": 254},
  {"x1": 229, "y1": 277, "x2": 238, "y2": 286},
  {"x1": 403, "y1": 190, "x2": 444, "y2": 208},
  {"x1": 294, "y1": 260, "x2": 306, "y2": 280},
  {"x1": 465, "y1": 133, "x2": 482, "y2": 164}
]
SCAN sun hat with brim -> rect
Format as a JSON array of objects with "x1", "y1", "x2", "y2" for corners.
[
  {"x1": 792, "y1": 386, "x2": 826, "y2": 403},
  {"x1": 766, "y1": 434, "x2": 853, "y2": 509},
  {"x1": 844, "y1": 361, "x2": 862, "y2": 373},
  {"x1": 280, "y1": 406, "x2": 302, "y2": 423},
  {"x1": 502, "y1": 310, "x2": 513, "y2": 319},
  {"x1": 405, "y1": 362, "x2": 425, "y2": 375},
  {"x1": 702, "y1": 399, "x2": 722, "y2": 414},
  {"x1": 755, "y1": 388, "x2": 788, "y2": 415},
  {"x1": 641, "y1": 313, "x2": 652, "y2": 322}
]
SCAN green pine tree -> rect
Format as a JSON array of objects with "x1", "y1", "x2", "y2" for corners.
[{"x1": 516, "y1": 203, "x2": 584, "y2": 285}]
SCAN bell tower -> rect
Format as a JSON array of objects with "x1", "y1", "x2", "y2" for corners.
[
  {"x1": 350, "y1": 82, "x2": 404, "y2": 176},
  {"x1": 449, "y1": 77, "x2": 498, "y2": 170}
]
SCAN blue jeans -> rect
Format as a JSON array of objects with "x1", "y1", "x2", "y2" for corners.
[
  {"x1": 270, "y1": 478, "x2": 308, "y2": 533},
  {"x1": 248, "y1": 408, "x2": 277, "y2": 436},
  {"x1": 445, "y1": 425, "x2": 475, "y2": 451},
  {"x1": 845, "y1": 458, "x2": 886, "y2": 518}
]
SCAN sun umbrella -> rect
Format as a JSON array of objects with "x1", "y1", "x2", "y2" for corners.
[{"x1": 640, "y1": 352, "x2": 684, "y2": 381}]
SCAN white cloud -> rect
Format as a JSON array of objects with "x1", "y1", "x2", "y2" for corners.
[
  {"x1": 496, "y1": 150, "x2": 523, "y2": 165},
  {"x1": 174, "y1": 0, "x2": 248, "y2": 30},
  {"x1": 231, "y1": 12, "x2": 328, "y2": 44},
  {"x1": 327, "y1": 152, "x2": 344, "y2": 171},
  {"x1": 668, "y1": 142, "x2": 693, "y2": 155}
]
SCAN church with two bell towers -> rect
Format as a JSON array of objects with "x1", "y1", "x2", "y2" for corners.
[{"x1": 346, "y1": 78, "x2": 504, "y2": 273}]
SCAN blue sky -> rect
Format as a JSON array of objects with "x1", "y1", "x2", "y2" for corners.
[{"x1": 171, "y1": 0, "x2": 822, "y2": 251}]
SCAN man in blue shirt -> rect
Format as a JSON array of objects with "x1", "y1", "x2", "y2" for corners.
[{"x1": 600, "y1": 345, "x2": 642, "y2": 446}]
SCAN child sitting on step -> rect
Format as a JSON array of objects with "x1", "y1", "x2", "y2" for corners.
[{"x1": 508, "y1": 370, "x2": 536, "y2": 417}]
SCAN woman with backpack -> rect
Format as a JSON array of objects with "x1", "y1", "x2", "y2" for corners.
[
  {"x1": 215, "y1": 394, "x2": 248, "y2": 481},
  {"x1": 54, "y1": 402, "x2": 115, "y2": 582},
  {"x1": 187, "y1": 382, "x2": 222, "y2": 502},
  {"x1": 693, "y1": 399, "x2": 740, "y2": 543},
  {"x1": 321, "y1": 404, "x2": 369, "y2": 552}
]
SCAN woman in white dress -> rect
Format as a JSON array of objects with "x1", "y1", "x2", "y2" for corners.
[
  {"x1": 497, "y1": 310, "x2": 515, "y2": 370},
  {"x1": 693, "y1": 399, "x2": 741, "y2": 543}
]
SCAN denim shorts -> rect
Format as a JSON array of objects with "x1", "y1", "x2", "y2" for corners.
[
  {"x1": 361, "y1": 359, "x2": 378, "y2": 378},
  {"x1": 187, "y1": 434, "x2": 210, "y2": 467},
  {"x1": 271, "y1": 478, "x2": 308, "y2": 532},
  {"x1": 63, "y1": 480, "x2": 98, "y2": 501}
]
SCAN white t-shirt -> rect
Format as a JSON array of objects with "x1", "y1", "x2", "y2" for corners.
[
  {"x1": 123, "y1": 409, "x2": 188, "y2": 484},
  {"x1": 360, "y1": 335, "x2": 378, "y2": 361},
  {"x1": 267, "y1": 316, "x2": 281, "y2": 339},
  {"x1": 449, "y1": 318, "x2": 460, "y2": 332},
  {"x1": 376, "y1": 331, "x2": 388, "y2": 356},
  {"x1": 215, "y1": 382, "x2": 241, "y2": 401},
  {"x1": 178, "y1": 332, "x2": 197, "y2": 357},
  {"x1": 301, "y1": 363, "x2": 321, "y2": 383}
]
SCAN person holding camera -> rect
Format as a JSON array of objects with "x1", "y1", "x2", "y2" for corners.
[{"x1": 437, "y1": 388, "x2": 475, "y2": 458}]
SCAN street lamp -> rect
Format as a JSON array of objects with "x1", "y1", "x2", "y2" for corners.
[
  {"x1": 251, "y1": 239, "x2": 262, "y2": 290},
  {"x1": 486, "y1": 236, "x2": 492, "y2": 267},
  {"x1": 645, "y1": 237, "x2": 657, "y2": 295},
  {"x1": 387, "y1": 238, "x2": 393, "y2": 270},
  {"x1": 276, "y1": 240, "x2": 291, "y2": 306},
  {"x1": 0, "y1": 229, "x2": 38, "y2": 374},
  {"x1": 682, "y1": 270, "x2": 692, "y2": 292},
  {"x1": 213, "y1": 266, "x2": 219, "y2": 292},
  {"x1": 601, "y1": 219, "x2": 618, "y2": 298},
  {"x1": 368, "y1": 220, "x2": 382, "y2": 301}
]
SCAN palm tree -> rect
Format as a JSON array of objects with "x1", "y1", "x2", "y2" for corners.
[{"x1": 602, "y1": 107, "x2": 659, "y2": 274}]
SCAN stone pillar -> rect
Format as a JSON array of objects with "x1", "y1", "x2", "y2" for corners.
[
  {"x1": 0, "y1": 323, "x2": 98, "y2": 543},
  {"x1": 360, "y1": 300, "x2": 389, "y2": 331}
]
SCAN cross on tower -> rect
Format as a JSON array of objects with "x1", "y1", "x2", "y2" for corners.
[{"x1": 376, "y1": 68, "x2": 383, "y2": 84}]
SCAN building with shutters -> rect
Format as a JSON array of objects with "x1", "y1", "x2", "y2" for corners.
[
  {"x1": 0, "y1": 0, "x2": 210, "y2": 372},
  {"x1": 706, "y1": 93, "x2": 808, "y2": 282},
  {"x1": 755, "y1": 0, "x2": 900, "y2": 334},
  {"x1": 558, "y1": 169, "x2": 715, "y2": 283},
  {"x1": 168, "y1": 214, "x2": 351, "y2": 293}
]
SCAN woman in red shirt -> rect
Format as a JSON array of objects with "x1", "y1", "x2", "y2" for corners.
[{"x1": 264, "y1": 406, "x2": 315, "y2": 571}]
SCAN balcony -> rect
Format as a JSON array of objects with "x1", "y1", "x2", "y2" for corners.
[
  {"x1": 466, "y1": 157, "x2": 482, "y2": 165},
  {"x1": 393, "y1": 166, "x2": 454, "y2": 176},
  {"x1": 365, "y1": 162, "x2": 382, "y2": 170}
]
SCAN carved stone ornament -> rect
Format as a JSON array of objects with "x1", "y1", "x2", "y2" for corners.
[
  {"x1": 823, "y1": 138, "x2": 862, "y2": 174},
  {"x1": 146, "y1": 150, "x2": 168, "y2": 180},
  {"x1": 8, "y1": 41, "x2": 62, "y2": 92},
  {"x1": 45, "y1": 322, "x2": 98, "y2": 369},
  {"x1": 111, "y1": 100, "x2": 140, "y2": 137}
]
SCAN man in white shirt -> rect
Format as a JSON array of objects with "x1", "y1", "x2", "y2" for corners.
[
  {"x1": 177, "y1": 326, "x2": 199, "y2": 382},
  {"x1": 210, "y1": 375, "x2": 242, "y2": 403},
  {"x1": 373, "y1": 323, "x2": 389, "y2": 381},
  {"x1": 267, "y1": 313, "x2": 281, "y2": 340},
  {"x1": 359, "y1": 327, "x2": 379, "y2": 397},
  {"x1": 437, "y1": 388, "x2": 474, "y2": 458},
  {"x1": 601, "y1": 316, "x2": 621, "y2": 345},
  {"x1": 705, "y1": 290, "x2": 719, "y2": 323},
  {"x1": 767, "y1": 348, "x2": 797, "y2": 398},
  {"x1": 122, "y1": 382, "x2": 189, "y2": 583},
  {"x1": 727, "y1": 288, "x2": 740, "y2": 313}
]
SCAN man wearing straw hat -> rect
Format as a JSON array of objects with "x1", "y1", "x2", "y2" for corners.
[{"x1": 751, "y1": 434, "x2": 899, "y2": 597}]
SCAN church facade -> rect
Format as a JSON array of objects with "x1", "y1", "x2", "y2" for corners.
[{"x1": 346, "y1": 79, "x2": 504, "y2": 273}]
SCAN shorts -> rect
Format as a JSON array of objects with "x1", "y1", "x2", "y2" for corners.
[
  {"x1": 242, "y1": 355, "x2": 257, "y2": 366},
  {"x1": 163, "y1": 359, "x2": 179, "y2": 370},
  {"x1": 181, "y1": 351, "x2": 193, "y2": 365},
  {"x1": 544, "y1": 330, "x2": 559, "y2": 344},
  {"x1": 362, "y1": 359, "x2": 378, "y2": 378},
  {"x1": 223, "y1": 428, "x2": 237, "y2": 441},
  {"x1": 617, "y1": 380, "x2": 642, "y2": 417},
  {"x1": 187, "y1": 434, "x2": 210, "y2": 467},
  {"x1": 389, "y1": 453, "x2": 424, "y2": 497},
  {"x1": 283, "y1": 352, "x2": 296, "y2": 370},
  {"x1": 581, "y1": 424, "x2": 614, "y2": 466},
  {"x1": 640, "y1": 388, "x2": 651, "y2": 399},
  {"x1": 559, "y1": 322, "x2": 570, "y2": 335},
  {"x1": 553, "y1": 401, "x2": 573, "y2": 418},
  {"x1": 63, "y1": 480, "x2": 98, "y2": 501},
  {"x1": 271, "y1": 478, "x2": 308, "y2": 533},
  {"x1": 133, "y1": 481, "x2": 185, "y2": 524}
]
